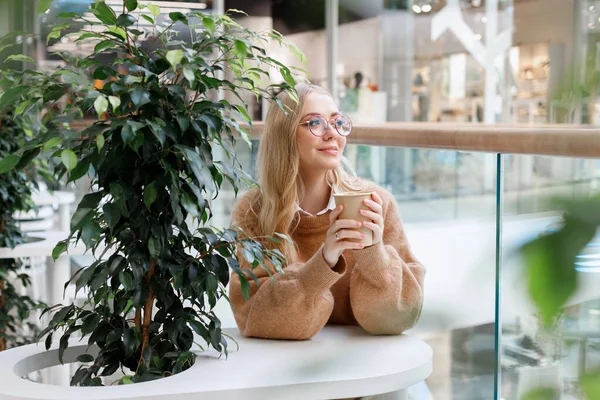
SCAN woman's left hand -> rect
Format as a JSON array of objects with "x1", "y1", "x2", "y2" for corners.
[{"x1": 360, "y1": 192, "x2": 384, "y2": 246}]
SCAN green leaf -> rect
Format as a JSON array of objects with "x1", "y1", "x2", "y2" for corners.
[
  {"x1": 125, "y1": 0, "x2": 138, "y2": 11},
  {"x1": 70, "y1": 208, "x2": 94, "y2": 232},
  {"x1": 94, "y1": 39, "x2": 117, "y2": 53},
  {"x1": 81, "y1": 221, "x2": 102, "y2": 248},
  {"x1": 0, "y1": 86, "x2": 29, "y2": 107},
  {"x1": 60, "y1": 149, "x2": 78, "y2": 172},
  {"x1": 93, "y1": 66, "x2": 115, "y2": 80},
  {"x1": 6, "y1": 54, "x2": 35, "y2": 63},
  {"x1": 76, "y1": 354, "x2": 95, "y2": 363},
  {"x1": 43, "y1": 137, "x2": 63, "y2": 151},
  {"x1": 183, "y1": 66, "x2": 195, "y2": 83},
  {"x1": 91, "y1": 1, "x2": 117, "y2": 25},
  {"x1": 144, "y1": 182, "x2": 157, "y2": 209},
  {"x1": 57, "y1": 11, "x2": 80, "y2": 19},
  {"x1": 130, "y1": 88, "x2": 151, "y2": 107},
  {"x1": 169, "y1": 12, "x2": 188, "y2": 24},
  {"x1": 233, "y1": 40, "x2": 247, "y2": 60},
  {"x1": 69, "y1": 159, "x2": 90, "y2": 182},
  {"x1": 103, "y1": 202, "x2": 121, "y2": 230},
  {"x1": 52, "y1": 240, "x2": 68, "y2": 261},
  {"x1": 0, "y1": 154, "x2": 21, "y2": 174},
  {"x1": 581, "y1": 370, "x2": 600, "y2": 399},
  {"x1": 36, "y1": 0, "x2": 53, "y2": 14},
  {"x1": 108, "y1": 95, "x2": 121, "y2": 111},
  {"x1": 203, "y1": 17, "x2": 215, "y2": 34},
  {"x1": 240, "y1": 276, "x2": 250, "y2": 300},
  {"x1": 97, "y1": 133, "x2": 105, "y2": 151},
  {"x1": 116, "y1": 13, "x2": 136, "y2": 27},
  {"x1": 148, "y1": 236, "x2": 160, "y2": 259},
  {"x1": 521, "y1": 217, "x2": 596, "y2": 326},
  {"x1": 166, "y1": 49, "x2": 183, "y2": 68},
  {"x1": 94, "y1": 95, "x2": 109, "y2": 117},
  {"x1": 141, "y1": 14, "x2": 154, "y2": 24},
  {"x1": 521, "y1": 388, "x2": 558, "y2": 400},
  {"x1": 119, "y1": 270, "x2": 133, "y2": 290},
  {"x1": 147, "y1": 3, "x2": 160, "y2": 17}
]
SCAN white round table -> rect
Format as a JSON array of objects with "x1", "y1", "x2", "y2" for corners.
[
  {"x1": 0, "y1": 326, "x2": 432, "y2": 400},
  {"x1": 0, "y1": 230, "x2": 86, "y2": 307}
]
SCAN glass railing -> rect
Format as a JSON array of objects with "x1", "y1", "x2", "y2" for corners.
[
  {"x1": 501, "y1": 154, "x2": 600, "y2": 400},
  {"x1": 211, "y1": 123, "x2": 600, "y2": 400}
]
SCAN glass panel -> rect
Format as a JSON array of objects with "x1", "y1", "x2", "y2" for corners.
[
  {"x1": 501, "y1": 154, "x2": 600, "y2": 400},
  {"x1": 215, "y1": 146, "x2": 501, "y2": 400}
]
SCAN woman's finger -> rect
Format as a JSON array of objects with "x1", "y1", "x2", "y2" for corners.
[
  {"x1": 335, "y1": 229, "x2": 364, "y2": 241},
  {"x1": 362, "y1": 221, "x2": 381, "y2": 233},
  {"x1": 371, "y1": 191, "x2": 383, "y2": 206},
  {"x1": 332, "y1": 219, "x2": 362, "y2": 232},
  {"x1": 363, "y1": 199, "x2": 382, "y2": 214},
  {"x1": 329, "y1": 205, "x2": 343, "y2": 225},
  {"x1": 359, "y1": 209, "x2": 382, "y2": 224}
]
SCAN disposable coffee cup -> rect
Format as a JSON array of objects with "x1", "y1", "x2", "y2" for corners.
[{"x1": 333, "y1": 192, "x2": 375, "y2": 247}]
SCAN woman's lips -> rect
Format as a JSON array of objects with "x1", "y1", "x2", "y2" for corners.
[{"x1": 318, "y1": 148, "x2": 339, "y2": 156}]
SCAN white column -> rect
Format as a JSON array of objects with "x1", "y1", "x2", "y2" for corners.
[{"x1": 325, "y1": 0, "x2": 339, "y2": 100}]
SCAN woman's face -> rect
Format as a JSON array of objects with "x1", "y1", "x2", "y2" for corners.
[{"x1": 296, "y1": 92, "x2": 347, "y2": 177}]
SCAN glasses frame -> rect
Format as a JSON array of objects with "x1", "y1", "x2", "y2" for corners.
[{"x1": 298, "y1": 114, "x2": 353, "y2": 137}]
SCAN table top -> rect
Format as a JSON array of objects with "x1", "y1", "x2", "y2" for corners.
[{"x1": 0, "y1": 326, "x2": 432, "y2": 400}]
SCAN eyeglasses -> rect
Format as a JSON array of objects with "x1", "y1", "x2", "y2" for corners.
[{"x1": 298, "y1": 114, "x2": 353, "y2": 137}]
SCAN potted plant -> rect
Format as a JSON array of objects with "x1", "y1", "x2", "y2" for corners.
[
  {"x1": 0, "y1": 74, "x2": 45, "y2": 351},
  {"x1": 0, "y1": 0, "x2": 302, "y2": 385}
]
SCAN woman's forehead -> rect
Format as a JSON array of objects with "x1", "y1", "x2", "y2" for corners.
[{"x1": 301, "y1": 92, "x2": 339, "y2": 117}]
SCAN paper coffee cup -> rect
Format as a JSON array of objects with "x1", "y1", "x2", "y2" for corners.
[{"x1": 333, "y1": 192, "x2": 374, "y2": 247}]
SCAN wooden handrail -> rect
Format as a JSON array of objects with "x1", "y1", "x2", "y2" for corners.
[
  {"x1": 73, "y1": 119, "x2": 600, "y2": 158},
  {"x1": 250, "y1": 122, "x2": 600, "y2": 158}
]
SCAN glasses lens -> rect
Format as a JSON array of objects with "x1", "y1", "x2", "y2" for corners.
[
  {"x1": 335, "y1": 116, "x2": 352, "y2": 136},
  {"x1": 308, "y1": 116, "x2": 327, "y2": 136}
]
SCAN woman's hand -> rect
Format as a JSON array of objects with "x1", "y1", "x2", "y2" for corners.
[
  {"x1": 360, "y1": 192, "x2": 384, "y2": 246},
  {"x1": 322, "y1": 205, "x2": 365, "y2": 267}
]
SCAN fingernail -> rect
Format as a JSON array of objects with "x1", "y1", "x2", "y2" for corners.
[{"x1": 356, "y1": 222, "x2": 362, "y2": 227}]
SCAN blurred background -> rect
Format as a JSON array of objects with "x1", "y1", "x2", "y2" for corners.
[{"x1": 1, "y1": 0, "x2": 600, "y2": 399}]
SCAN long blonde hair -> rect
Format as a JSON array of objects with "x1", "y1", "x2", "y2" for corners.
[{"x1": 249, "y1": 83, "x2": 365, "y2": 263}]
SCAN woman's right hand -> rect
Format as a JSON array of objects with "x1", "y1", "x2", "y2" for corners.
[{"x1": 322, "y1": 205, "x2": 366, "y2": 267}]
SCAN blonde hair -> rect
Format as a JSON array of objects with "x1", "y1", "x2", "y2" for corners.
[{"x1": 249, "y1": 83, "x2": 365, "y2": 263}]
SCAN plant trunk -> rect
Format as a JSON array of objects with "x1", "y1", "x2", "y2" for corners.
[
  {"x1": 138, "y1": 260, "x2": 156, "y2": 368},
  {"x1": 0, "y1": 279, "x2": 5, "y2": 351}
]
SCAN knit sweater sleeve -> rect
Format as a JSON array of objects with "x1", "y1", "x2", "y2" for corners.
[
  {"x1": 228, "y1": 193, "x2": 346, "y2": 340},
  {"x1": 349, "y1": 189, "x2": 425, "y2": 335}
]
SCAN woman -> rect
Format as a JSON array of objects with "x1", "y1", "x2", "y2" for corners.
[{"x1": 229, "y1": 83, "x2": 425, "y2": 339}]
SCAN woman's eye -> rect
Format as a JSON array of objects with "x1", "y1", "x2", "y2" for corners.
[
  {"x1": 335, "y1": 119, "x2": 344, "y2": 127},
  {"x1": 309, "y1": 119, "x2": 322, "y2": 127}
]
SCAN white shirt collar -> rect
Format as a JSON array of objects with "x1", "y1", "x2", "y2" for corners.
[{"x1": 298, "y1": 191, "x2": 336, "y2": 216}]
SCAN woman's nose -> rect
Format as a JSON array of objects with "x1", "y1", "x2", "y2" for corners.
[{"x1": 322, "y1": 122, "x2": 338, "y2": 139}]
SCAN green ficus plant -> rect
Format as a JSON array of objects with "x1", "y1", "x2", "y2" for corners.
[
  {"x1": 0, "y1": 91, "x2": 44, "y2": 351},
  {"x1": 0, "y1": 0, "x2": 303, "y2": 385}
]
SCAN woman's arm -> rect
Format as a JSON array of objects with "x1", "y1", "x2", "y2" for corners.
[
  {"x1": 349, "y1": 190, "x2": 425, "y2": 335},
  {"x1": 229, "y1": 195, "x2": 345, "y2": 340}
]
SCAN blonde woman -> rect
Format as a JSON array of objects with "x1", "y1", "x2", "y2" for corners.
[{"x1": 229, "y1": 83, "x2": 425, "y2": 340}]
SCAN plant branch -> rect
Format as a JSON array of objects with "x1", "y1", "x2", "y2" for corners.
[
  {"x1": 0, "y1": 280, "x2": 5, "y2": 351},
  {"x1": 138, "y1": 260, "x2": 156, "y2": 369}
]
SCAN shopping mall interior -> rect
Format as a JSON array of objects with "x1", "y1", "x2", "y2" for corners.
[{"x1": 0, "y1": 1, "x2": 599, "y2": 399}]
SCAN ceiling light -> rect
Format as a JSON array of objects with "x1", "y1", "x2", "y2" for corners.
[
  {"x1": 422, "y1": 4, "x2": 432, "y2": 12},
  {"x1": 412, "y1": 4, "x2": 422, "y2": 13}
]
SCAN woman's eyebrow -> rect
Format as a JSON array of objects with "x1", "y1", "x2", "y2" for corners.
[{"x1": 300, "y1": 111, "x2": 341, "y2": 120}]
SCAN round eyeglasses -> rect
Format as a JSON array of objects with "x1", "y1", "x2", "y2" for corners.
[{"x1": 298, "y1": 115, "x2": 353, "y2": 137}]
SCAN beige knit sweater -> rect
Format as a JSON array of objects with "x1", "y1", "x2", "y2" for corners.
[{"x1": 228, "y1": 182, "x2": 425, "y2": 339}]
